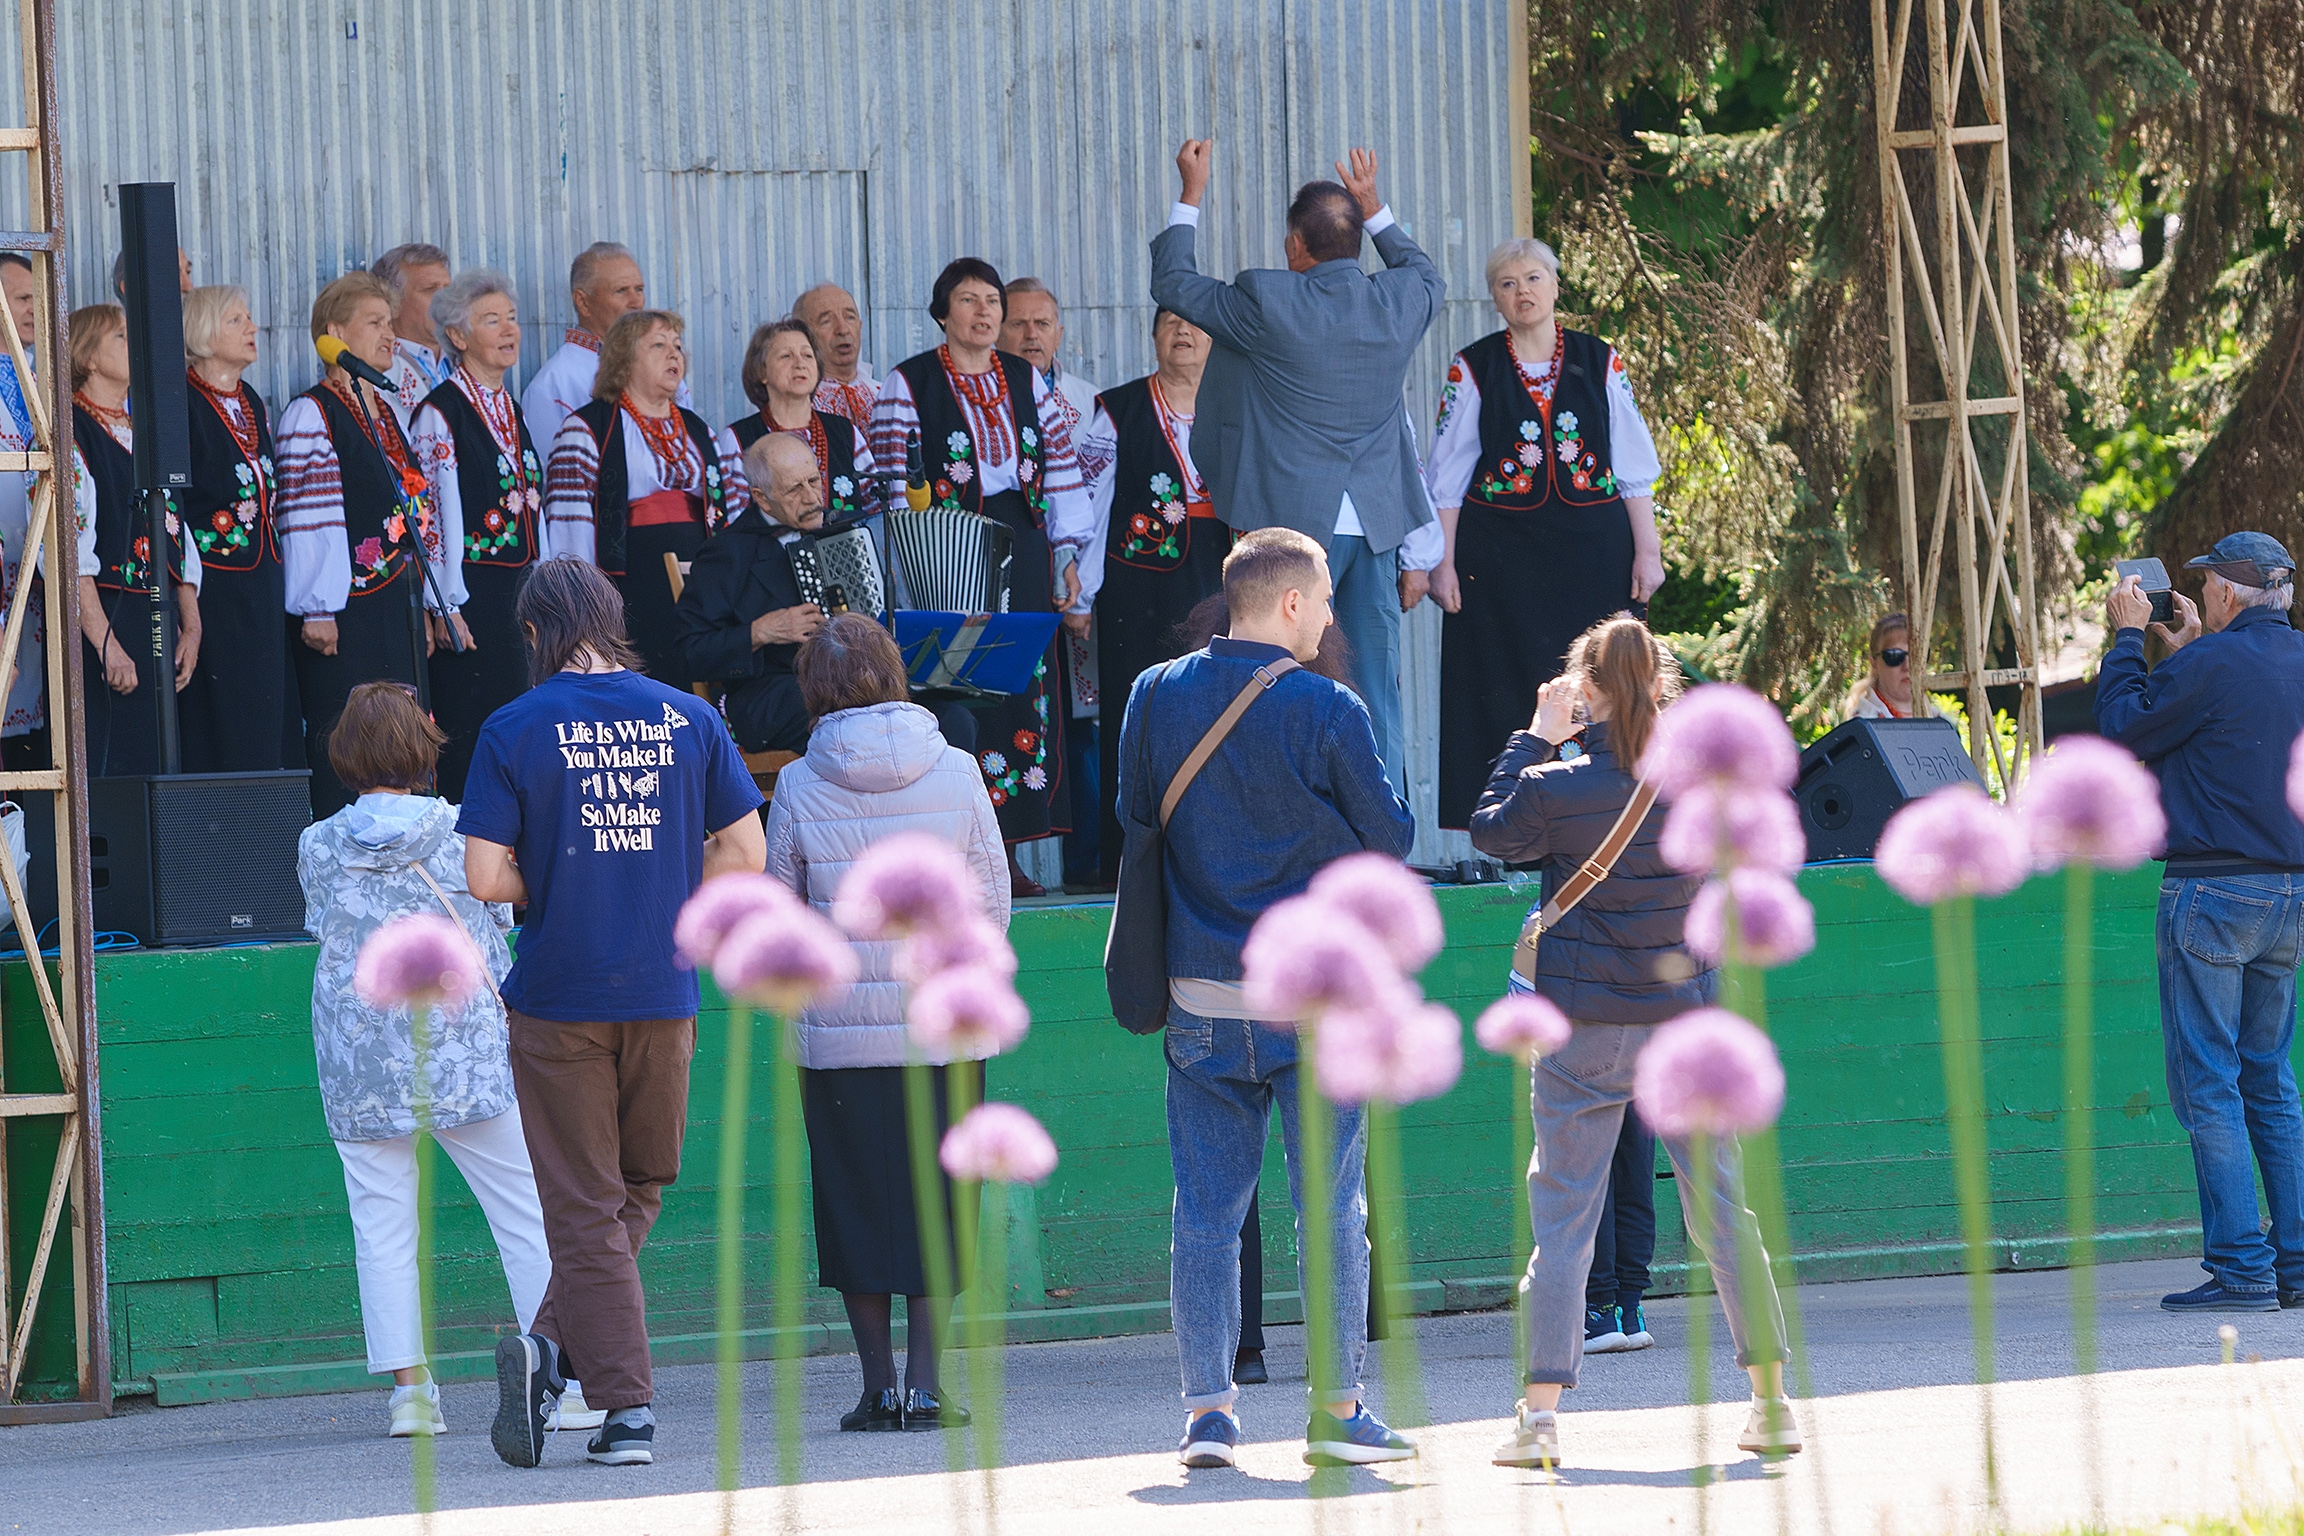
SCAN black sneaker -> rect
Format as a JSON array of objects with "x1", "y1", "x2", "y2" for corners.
[
  {"x1": 490, "y1": 1333, "x2": 563, "y2": 1469},
  {"x1": 1584, "y1": 1304, "x2": 1630, "y2": 1353},
  {"x1": 2161, "y1": 1279, "x2": 2279, "y2": 1313},
  {"x1": 2282, "y1": 1289, "x2": 2304, "y2": 1309},
  {"x1": 588, "y1": 1410, "x2": 655, "y2": 1466},
  {"x1": 1234, "y1": 1348, "x2": 1269, "y2": 1385}
]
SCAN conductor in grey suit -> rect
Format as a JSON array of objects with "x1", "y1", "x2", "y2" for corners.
[{"x1": 1149, "y1": 138, "x2": 1446, "y2": 796}]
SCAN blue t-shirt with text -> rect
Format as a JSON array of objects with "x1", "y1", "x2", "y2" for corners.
[{"x1": 457, "y1": 669, "x2": 763, "y2": 1023}]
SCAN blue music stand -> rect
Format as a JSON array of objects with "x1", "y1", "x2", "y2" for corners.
[{"x1": 893, "y1": 611, "x2": 1060, "y2": 697}]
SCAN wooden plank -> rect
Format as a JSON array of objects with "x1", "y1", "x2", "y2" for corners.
[
  {"x1": 1901, "y1": 395, "x2": 2020, "y2": 419},
  {"x1": 1885, "y1": 124, "x2": 2005, "y2": 148},
  {"x1": 0, "y1": 1092, "x2": 72, "y2": 1116},
  {"x1": 3, "y1": 1116, "x2": 76, "y2": 1400}
]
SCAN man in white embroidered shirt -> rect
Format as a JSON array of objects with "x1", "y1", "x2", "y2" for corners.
[
  {"x1": 523, "y1": 242, "x2": 692, "y2": 448},
  {"x1": 371, "y1": 243, "x2": 454, "y2": 430},
  {"x1": 794, "y1": 282, "x2": 878, "y2": 432}
]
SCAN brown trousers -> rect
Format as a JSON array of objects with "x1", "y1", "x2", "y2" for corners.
[{"x1": 508, "y1": 1009, "x2": 695, "y2": 1412}]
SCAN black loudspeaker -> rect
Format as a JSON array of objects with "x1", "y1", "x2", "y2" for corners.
[
  {"x1": 1794, "y1": 717, "x2": 1987, "y2": 862},
  {"x1": 20, "y1": 772, "x2": 312, "y2": 947},
  {"x1": 117, "y1": 182, "x2": 191, "y2": 492}
]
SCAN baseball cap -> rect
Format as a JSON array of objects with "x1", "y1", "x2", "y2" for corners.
[{"x1": 2186, "y1": 531, "x2": 2295, "y2": 589}]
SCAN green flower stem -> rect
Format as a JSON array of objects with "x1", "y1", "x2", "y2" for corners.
[
  {"x1": 714, "y1": 1001, "x2": 753, "y2": 1520},
  {"x1": 2064, "y1": 862, "x2": 2101, "y2": 1516},
  {"x1": 902, "y1": 1056, "x2": 966, "y2": 1480},
  {"x1": 1364, "y1": 1100, "x2": 1428, "y2": 1433},
  {"x1": 411, "y1": 1003, "x2": 436, "y2": 1526},
  {"x1": 771, "y1": 1007, "x2": 805, "y2": 1492},
  {"x1": 1686, "y1": 1128, "x2": 1714, "y2": 1521},
  {"x1": 1298, "y1": 1023, "x2": 1336, "y2": 1483},
  {"x1": 1931, "y1": 895, "x2": 2000, "y2": 1511},
  {"x1": 975, "y1": 1179, "x2": 1011, "y2": 1525},
  {"x1": 1511, "y1": 1055, "x2": 1534, "y2": 1396}
]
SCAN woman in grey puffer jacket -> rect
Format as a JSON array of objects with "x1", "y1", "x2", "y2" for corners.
[{"x1": 761, "y1": 616, "x2": 1006, "y2": 1433}]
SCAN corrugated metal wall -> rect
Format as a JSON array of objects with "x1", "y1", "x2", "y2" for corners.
[{"x1": 29, "y1": 0, "x2": 1518, "y2": 857}]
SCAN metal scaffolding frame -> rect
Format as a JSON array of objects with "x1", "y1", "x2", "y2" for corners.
[
  {"x1": 0, "y1": 0, "x2": 105, "y2": 1423},
  {"x1": 1871, "y1": 0, "x2": 2044, "y2": 785}
]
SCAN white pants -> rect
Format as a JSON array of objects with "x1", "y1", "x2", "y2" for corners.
[{"x1": 335, "y1": 1106, "x2": 552, "y2": 1375}]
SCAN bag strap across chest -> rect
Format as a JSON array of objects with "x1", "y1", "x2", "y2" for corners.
[{"x1": 1510, "y1": 776, "x2": 1658, "y2": 985}]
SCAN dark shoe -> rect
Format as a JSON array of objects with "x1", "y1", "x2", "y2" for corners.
[
  {"x1": 1233, "y1": 1348, "x2": 1269, "y2": 1385},
  {"x1": 588, "y1": 1408, "x2": 655, "y2": 1466},
  {"x1": 490, "y1": 1333, "x2": 562, "y2": 1469},
  {"x1": 1619, "y1": 1300, "x2": 1654, "y2": 1351},
  {"x1": 1584, "y1": 1304, "x2": 1629, "y2": 1354},
  {"x1": 1303, "y1": 1405, "x2": 1415, "y2": 1466},
  {"x1": 903, "y1": 1387, "x2": 972, "y2": 1431},
  {"x1": 841, "y1": 1388, "x2": 905, "y2": 1432},
  {"x1": 2282, "y1": 1289, "x2": 2304, "y2": 1309},
  {"x1": 2161, "y1": 1279, "x2": 2279, "y2": 1313},
  {"x1": 1179, "y1": 1410, "x2": 1241, "y2": 1468}
]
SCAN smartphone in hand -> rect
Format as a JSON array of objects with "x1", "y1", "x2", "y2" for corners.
[{"x1": 2115, "y1": 557, "x2": 2175, "y2": 626}]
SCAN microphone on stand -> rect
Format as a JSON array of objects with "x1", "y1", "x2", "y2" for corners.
[
  {"x1": 315, "y1": 334, "x2": 399, "y2": 394},
  {"x1": 904, "y1": 427, "x2": 931, "y2": 511}
]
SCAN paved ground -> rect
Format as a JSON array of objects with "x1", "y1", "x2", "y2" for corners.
[{"x1": 4, "y1": 1257, "x2": 2302, "y2": 1536}]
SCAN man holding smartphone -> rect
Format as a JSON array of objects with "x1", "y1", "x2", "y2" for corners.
[{"x1": 2096, "y1": 530, "x2": 2304, "y2": 1314}]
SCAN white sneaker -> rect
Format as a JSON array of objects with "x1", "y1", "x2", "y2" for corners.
[
  {"x1": 388, "y1": 1381, "x2": 445, "y2": 1438},
  {"x1": 551, "y1": 1379, "x2": 608, "y2": 1431},
  {"x1": 1491, "y1": 1404, "x2": 1562, "y2": 1469},
  {"x1": 1737, "y1": 1395, "x2": 1802, "y2": 1456}
]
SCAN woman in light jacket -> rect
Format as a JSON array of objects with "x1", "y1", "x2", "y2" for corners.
[{"x1": 761, "y1": 614, "x2": 1007, "y2": 1434}]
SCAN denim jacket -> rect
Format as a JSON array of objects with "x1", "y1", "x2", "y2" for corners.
[{"x1": 1116, "y1": 637, "x2": 1415, "y2": 979}]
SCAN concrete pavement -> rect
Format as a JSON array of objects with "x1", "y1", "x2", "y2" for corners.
[{"x1": 4, "y1": 1256, "x2": 2301, "y2": 1535}]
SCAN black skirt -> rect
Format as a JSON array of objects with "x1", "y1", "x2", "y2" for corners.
[
  {"x1": 800, "y1": 1064, "x2": 970, "y2": 1296},
  {"x1": 429, "y1": 560, "x2": 533, "y2": 803},
  {"x1": 1439, "y1": 498, "x2": 1635, "y2": 830},
  {"x1": 293, "y1": 585, "x2": 425, "y2": 818},
  {"x1": 180, "y1": 553, "x2": 296, "y2": 774},
  {"x1": 81, "y1": 585, "x2": 167, "y2": 779},
  {"x1": 1095, "y1": 525, "x2": 1230, "y2": 882},
  {"x1": 616, "y1": 519, "x2": 706, "y2": 692},
  {"x1": 968, "y1": 489, "x2": 1067, "y2": 843}
]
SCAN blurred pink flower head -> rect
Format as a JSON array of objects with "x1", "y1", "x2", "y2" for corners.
[
  {"x1": 1241, "y1": 893, "x2": 1412, "y2": 1026},
  {"x1": 1474, "y1": 993, "x2": 1573, "y2": 1060},
  {"x1": 1307, "y1": 853, "x2": 1446, "y2": 971},
  {"x1": 2014, "y1": 735, "x2": 2164, "y2": 871},
  {"x1": 1873, "y1": 784, "x2": 2030, "y2": 905},
  {"x1": 1659, "y1": 785, "x2": 1806, "y2": 876},
  {"x1": 354, "y1": 913, "x2": 485, "y2": 1010},
  {"x1": 1313, "y1": 1000, "x2": 1463, "y2": 1105},
  {"x1": 1638, "y1": 685, "x2": 1799, "y2": 799},
  {"x1": 833, "y1": 833, "x2": 977, "y2": 940},
  {"x1": 1684, "y1": 868, "x2": 1817, "y2": 969},
  {"x1": 2290, "y1": 730, "x2": 2304, "y2": 828},
  {"x1": 940, "y1": 1101, "x2": 1058, "y2": 1184},
  {"x1": 712, "y1": 905, "x2": 858, "y2": 1015},
  {"x1": 674, "y1": 872, "x2": 798, "y2": 969},
  {"x1": 895, "y1": 917, "x2": 1019, "y2": 987},
  {"x1": 1633, "y1": 1007, "x2": 1786, "y2": 1138},
  {"x1": 906, "y1": 962, "x2": 1031, "y2": 1057}
]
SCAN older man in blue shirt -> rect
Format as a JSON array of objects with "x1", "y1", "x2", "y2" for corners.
[{"x1": 2096, "y1": 531, "x2": 2304, "y2": 1313}]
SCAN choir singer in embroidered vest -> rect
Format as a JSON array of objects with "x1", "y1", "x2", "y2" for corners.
[
  {"x1": 1056, "y1": 308, "x2": 1228, "y2": 884},
  {"x1": 795, "y1": 282, "x2": 877, "y2": 433},
  {"x1": 868, "y1": 259, "x2": 1092, "y2": 895},
  {"x1": 728, "y1": 318, "x2": 879, "y2": 524},
  {"x1": 70, "y1": 305, "x2": 203, "y2": 779},
  {"x1": 544, "y1": 309, "x2": 743, "y2": 692},
  {"x1": 277, "y1": 273, "x2": 445, "y2": 817},
  {"x1": 1424, "y1": 238, "x2": 1664, "y2": 831},
  {"x1": 178, "y1": 283, "x2": 292, "y2": 774},
  {"x1": 409, "y1": 269, "x2": 543, "y2": 801}
]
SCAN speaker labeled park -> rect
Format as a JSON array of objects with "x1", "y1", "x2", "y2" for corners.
[{"x1": 1795, "y1": 717, "x2": 1985, "y2": 862}]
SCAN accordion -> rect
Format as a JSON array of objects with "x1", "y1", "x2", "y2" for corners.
[
  {"x1": 885, "y1": 507, "x2": 1013, "y2": 615},
  {"x1": 778, "y1": 522, "x2": 886, "y2": 618}
]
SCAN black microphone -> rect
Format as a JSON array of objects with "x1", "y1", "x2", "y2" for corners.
[
  {"x1": 316, "y1": 334, "x2": 399, "y2": 395},
  {"x1": 904, "y1": 427, "x2": 930, "y2": 510}
]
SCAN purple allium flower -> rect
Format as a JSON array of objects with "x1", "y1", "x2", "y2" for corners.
[
  {"x1": 1306, "y1": 852, "x2": 1446, "y2": 971},
  {"x1": 833, "y1": 833, "x2": 977, "y2": 940},
  {"x1": 1474, "y1": 993, "x2": 1573, "y2": 1060},
  {"x1": 674, "y1": 872, "x2": 797, "y2": 968},
  {"x1": 939, "y1": 1101, "x2": 1058, "y2": 1183},
  {"x1": 1312, "y1": 1000, "x2": 1463, "y2": 1105},
  {"x1": 1659, "y1": 785, "x2": 1807, "y2": 876},
  {"x1": 1684, "y1": 869, "x2": 1817, "y2": 969},
  {"x1": 354, "y1": 913, "x2": 485, "y2": 1009},
  {"x1": 1384, "y1": 1002, "x2": 1465, "y2": 1104},
  {"x1": 1633, "y1": 1007, "x2": 1786, "y2": 1138},
  {"x1": 2291, "y1": 730, "x2": 2304, "y2": 828},
  {"x1": 906, "y1": 962, "x2": 1031, "y2": 1057},
  {"x1": 2016, "y1": 735, "x2": 2165, "y2": 871},
  {"x1": 1241, "y1": 893, "x2": 1412, "y2": 1026},
  {"x1": 1873, "y1": 784, "x2": 2031, "y2": 905},
  {"x1": 1637, "y1": 684, "x2": 1799, "y2": 798},
  {"x1": 895, "y1": 917, "x2": 1020, "y2": 987},
  {"x1": 712, "y1": 905, "x2": 858, "y2": 1015}
]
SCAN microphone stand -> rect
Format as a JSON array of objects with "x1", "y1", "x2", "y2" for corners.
[
  {"x1": 342, "y1": 376, "x2": 462, "y2": 717},
  {"x1": 145, "y1": 486, "x2": 182, "y2": 774}
]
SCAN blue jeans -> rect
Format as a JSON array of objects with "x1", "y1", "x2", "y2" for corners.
[
  {"x1": 1328, "y1": 534, "x2": 1403, "y2": 796},
  {"x1": 2155, "y1": 874, "x2": 2304, "y2": 1293},
  {"x1": 1165, "y1": 1004, "x2": 1368, "y2": 1411}
]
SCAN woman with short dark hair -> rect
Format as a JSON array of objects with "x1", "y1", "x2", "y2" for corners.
[
  {"x1": 761, "y1": 612, "x2": 1005, "y2": 1432},
  {"x1": 730, "y1": 318, "x2": 877, "y2": 523}
]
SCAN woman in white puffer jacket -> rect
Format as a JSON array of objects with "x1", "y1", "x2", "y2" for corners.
[{"x1": 762, "y1": 613, "x2": 1007, "y2": 1434}]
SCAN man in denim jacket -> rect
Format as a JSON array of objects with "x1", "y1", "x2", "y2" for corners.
[
  {"x1": 1113, "y1": 527, "x2": 1416, "y2": 1468},
  {"x1": 2097, "y1": 531, "x2": 2304, "y2": 1313}
]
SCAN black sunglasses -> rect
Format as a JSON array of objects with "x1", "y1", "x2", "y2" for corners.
[{"x1": 1879, "y1": 647, "x2": 1909, "y2": 667}]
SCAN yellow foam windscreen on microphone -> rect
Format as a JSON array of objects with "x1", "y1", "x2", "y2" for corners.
[{"x1": 315, "y1": 335, "x2": 349, "y2": 366}]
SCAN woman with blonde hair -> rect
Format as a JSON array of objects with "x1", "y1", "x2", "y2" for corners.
[
  {"x1": 1469, "y1": 613, "x2": 1797, "y2": 1471},
  {"x1": 1843, "y1": 611, "x2": 1936, "y2": 721}
]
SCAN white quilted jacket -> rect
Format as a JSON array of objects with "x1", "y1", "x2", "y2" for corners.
[{"x1": 762, "y1": 701, "x2": 1010, "y2": 1069}]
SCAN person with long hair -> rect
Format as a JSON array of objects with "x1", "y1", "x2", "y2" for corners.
[{"x1": 1470, "y1": 614, "x2": 1799, "y2": 1470}]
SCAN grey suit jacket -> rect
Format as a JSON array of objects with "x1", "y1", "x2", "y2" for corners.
[{"x1": 1148, "y1": 218, "x2": 1444, "y2": 552}]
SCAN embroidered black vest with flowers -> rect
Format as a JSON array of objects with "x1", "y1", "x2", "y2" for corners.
[
  {"x1": 570, "y1": 399, "x2": 729, "y2": 577},
  {"x1": 1099, "y1": 377, "x2": 1221, "y2": 574},
  {"x1": 893, "y1": 349, "x2": 1049, "y2": 526},
  {"x1": 422, "y1": 378, "x2": 541, "y2": 569},
  {"x1": 303, "y1": 384, "x2": 429, "y2": 598},
  {"x1": 73, "y1": 406, "x2": 185, "y2": 592},
  {"x1": 184, "y1": 380, "x2": 275, "y2": 572},
  {"x1": 729, "y1": 408, "x2": 865, "y2": 520},
  {"x1": 1461, "y1": 328, "x2": 1621, "y2": 512}
]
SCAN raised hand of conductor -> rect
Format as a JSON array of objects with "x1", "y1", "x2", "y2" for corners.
[
  {"x1": 1175, "y1": 138, "x2": 1213, "y2": 207},
  {"x1": 1334, "y1": 147, "x2": 1381, "y2": 220}
]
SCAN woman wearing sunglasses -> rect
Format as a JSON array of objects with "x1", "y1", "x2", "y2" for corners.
[{"x1": 1844, "y1": 612, "x2": 1938, "y2": 721}]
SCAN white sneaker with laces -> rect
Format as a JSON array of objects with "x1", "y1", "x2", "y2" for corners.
[
  {"x1": 552, "y1": 1379, "x2": 608, "y2": 1431},
  {"x1": 1737, "y1": 1395, "x2": 1803, "y2": 1456},
  {"x1": 1491, "y1": 1403, "x2": 1562, "y2": 1468},
  {"x1": 388, "y1": 1381, "x2": 445, "y2": 1438}
]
